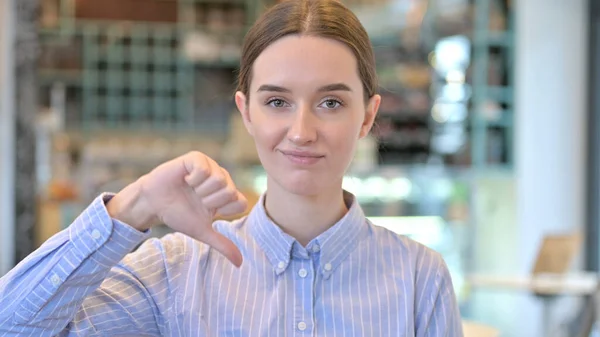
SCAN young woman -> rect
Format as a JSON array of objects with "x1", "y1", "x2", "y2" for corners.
[{"x1": 0, "y1": 0, "x2": 463, "y2": 336}]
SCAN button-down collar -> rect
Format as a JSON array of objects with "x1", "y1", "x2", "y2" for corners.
[{"x1": 248, "y1": 190, "x2": 369, "y2": 278}]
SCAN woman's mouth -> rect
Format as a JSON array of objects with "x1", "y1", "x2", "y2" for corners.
[{"x1": 279, "y1": 150, "x2": 325, "y2": 165}]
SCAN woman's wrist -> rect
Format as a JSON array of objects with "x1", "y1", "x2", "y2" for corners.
[{"x1": 106, "y1": 177, "x2": 157, "y2": 232}]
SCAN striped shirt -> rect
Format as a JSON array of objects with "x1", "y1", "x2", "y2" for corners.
[{"x1": 0, "y1": 192, "x2": 463, "y2": 336}]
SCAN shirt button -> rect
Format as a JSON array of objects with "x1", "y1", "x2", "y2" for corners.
[
  {"x1": 312, "y1": 245, "x2": 320, "y2": 253},
  {"x1": 91, "y1": 229, "x2": 101, "y2": 240},
  {"x1": 277, "y1": 261, "x2": 286, "y2": 269},
  {"x1": 324, "y1": 263, "x2": 332, "y2": 271},
  {"x1": 297, "y1": 321, "x2": 307, "y2": 331},
  {"x1": 298, "y1": 268, "x2": 308, "y2": 278},
  {"x1": 50, "y1": 274, "x2": 61, "y2": 286}
]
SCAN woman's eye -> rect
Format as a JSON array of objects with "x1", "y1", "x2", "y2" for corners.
[
  {"x1": 321, "y1": 99, "x2": 342, "y2": 109},
  {"x1": 268, "y1": 99, "x2": 287, "y2": 108}
]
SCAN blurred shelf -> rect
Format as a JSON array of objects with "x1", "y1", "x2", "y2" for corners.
[
  {"x1": 370, "y1": 34, "x2": 403, "y2": 48},
  {"x1": 39, "y1": 69, "x2": 82, "y2": 85},
  {"x1": 379, "y1": 110, "x2": 430, "y2": 119},
  {"x1": 378, "y1": 139, "x2": 429, "y2": 148},
  {"x1": 473, "y1": 30, "x2": 513, "y2": 47},
  {"x1": 59, "y1": 20, "x2": 181, "y2": 33},
  {"x1": 471, "y1": 85, "x2": 513, "y2": 104},
  {"x1": 193, "y1": 60, "x2": 239, "y2": 68},
  {"x1": 482, "y1": 112, "x2": 513, "y2": 128},
  {"x1": 179, "y1": 0, "x2": 247, "y2": 4},
  {"x1": 36, "y1": 0, "x2": 514, "y2": 170}
]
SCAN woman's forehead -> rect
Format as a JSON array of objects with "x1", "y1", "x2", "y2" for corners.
[{"x1": 250, "y1": 35, "x2": 362, "y2": 92}]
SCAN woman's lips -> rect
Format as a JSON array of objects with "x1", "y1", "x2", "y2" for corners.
[{"x1": 279, "y1": 150, "x2": 325, "y2": 165}]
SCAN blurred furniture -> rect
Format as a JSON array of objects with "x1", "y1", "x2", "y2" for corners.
[
  {"x1": 469, "y1": 0, "x2": 514, "y2": 169},
  {"x1": 468, "y1": 234, "x2": 599, "y2": 337},
  {"x1": 469, "y1": 273, "x2": 599, "y2": 337},
  {"x1": 462, "y1": 320, "x2": 500, "y2": 337},
  {"x1": 468, "y1": 273, "x2": 599, "y2": 296}
]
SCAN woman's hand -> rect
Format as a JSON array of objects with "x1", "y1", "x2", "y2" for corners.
[{"x1": 107, "y1": 151, "x2": 248, "y2": 267}]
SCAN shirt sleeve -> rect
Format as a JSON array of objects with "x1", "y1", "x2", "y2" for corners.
[
  {"x1": 414, "y1": 250, "x2": 464, "y2": 337},
  {"x1": 0, "y1": 194, "x2": 189, "y2": 337}
]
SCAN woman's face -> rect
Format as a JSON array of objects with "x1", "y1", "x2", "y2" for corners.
[{"x1": 235, "y1": 35, "x2": 380, "y2": 197}]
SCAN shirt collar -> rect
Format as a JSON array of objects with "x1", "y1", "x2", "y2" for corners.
[{"x1": 248, "y1": 190, "x2": 369, "y2": 279}]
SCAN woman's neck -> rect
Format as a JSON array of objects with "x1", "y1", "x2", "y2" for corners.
[{"x1": 264, "y1": 180, "x2": 348, "y2": 247}]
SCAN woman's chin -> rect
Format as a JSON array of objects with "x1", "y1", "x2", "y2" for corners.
[
  {"x1": 267, "y1": 169, "x2": 342, "y2": 197},
  {"x1": 282, "y1": 180, "x2": 323, "y2": 196},
  {"x1": 281, "y1": 174, "x2": 342, "y2": 197}
]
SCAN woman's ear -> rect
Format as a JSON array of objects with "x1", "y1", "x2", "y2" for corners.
[
  {"x1": 235, "y1": 91, "x2": 253, "y2": 136},
  {"x1": 359, "y1": 94, "x2": 381, "y2": 138}
]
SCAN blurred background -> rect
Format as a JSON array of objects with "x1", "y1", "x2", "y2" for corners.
[{"x1": 0, "y1": 0, "x2": 598, "y2": 336}]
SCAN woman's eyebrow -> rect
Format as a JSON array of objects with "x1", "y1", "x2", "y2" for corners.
[
  {"x1": 257, "y1": 84, "x2": 291, "y2": 93},
  {"x1": 317, "y1": 83, "x2": 352, "y2": 92},
  {"x1": 256, "y1": 83, "x2": 352, "y2": 93}
]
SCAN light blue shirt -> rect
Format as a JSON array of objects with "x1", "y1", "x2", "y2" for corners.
[{"x1": 0, "y1": 192, "x2": 463, "y2": 336}]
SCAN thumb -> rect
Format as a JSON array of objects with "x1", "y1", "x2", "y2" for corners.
[{"x1": 200, "y1": 229, "x2": 243, "y2": 268}]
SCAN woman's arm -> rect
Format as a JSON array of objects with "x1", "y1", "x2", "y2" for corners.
[
  {"x1": 0, "y1": 151, "x2": 245, "y2": 336},
  {"x1": 0, "y1": 194, "x2": 186, "y2": 336}
]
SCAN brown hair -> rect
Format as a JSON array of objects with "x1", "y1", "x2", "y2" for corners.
[{"x1": 236, "y1": 0, "x2": 378, "y2": 101}]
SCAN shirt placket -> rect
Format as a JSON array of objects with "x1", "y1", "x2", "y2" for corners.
[{"x1": 290, "y1": 255, "x2": 316, "y2": 336}]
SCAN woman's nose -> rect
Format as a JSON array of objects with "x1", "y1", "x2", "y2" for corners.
[{"x1": 287, "y1": 105, "x2": 317, "y2": 145}]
